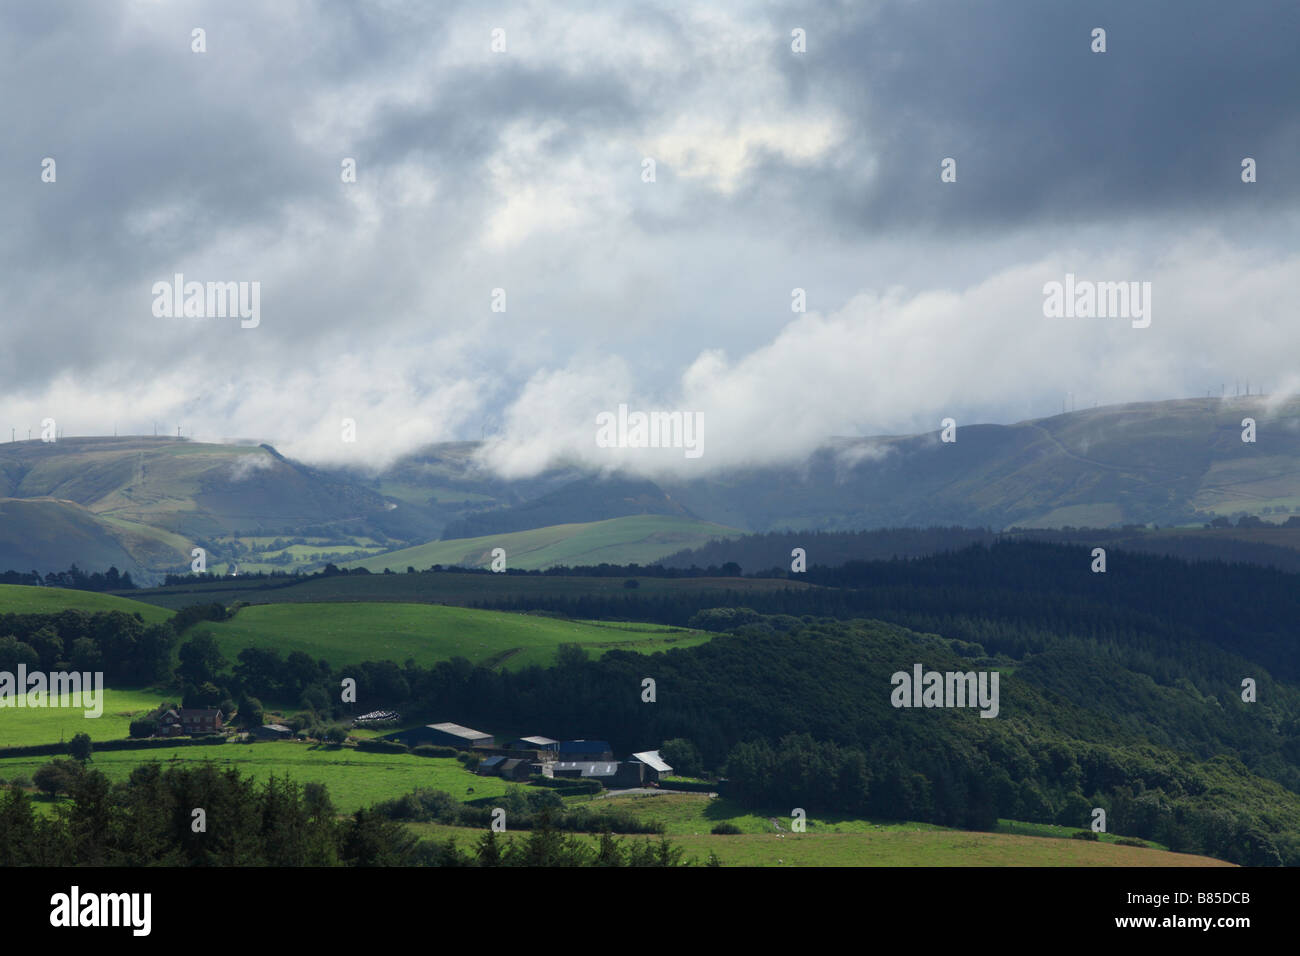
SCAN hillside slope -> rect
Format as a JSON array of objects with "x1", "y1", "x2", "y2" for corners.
[{"x1": 347, "y1": 514, "x2": 742, "y2": 572}]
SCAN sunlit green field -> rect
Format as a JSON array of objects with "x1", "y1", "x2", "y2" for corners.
[
  {"x1": 403, "y1": 818, "x2": 1231, "y2": 867},
  {"x1": 345, "y1": 514, "x2": 743, "y2": 572},
  {"x1": 194, "y1": 602, "x2": 709, "y2": 669},
  {"x1": 0, "y1": 742, "x2": 508, "y2": 813},
  {"x1": 0, "y1": 584, "x2": 173, "y2": 624},
  {"x1": 0, "y1": 686, "x2": 165, "y2": 747}
]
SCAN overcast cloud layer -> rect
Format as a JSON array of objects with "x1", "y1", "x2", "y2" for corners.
[{"x1": 2, "y1": 0, "x2": 1297, "y2": 474}]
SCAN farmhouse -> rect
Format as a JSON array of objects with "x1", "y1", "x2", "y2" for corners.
[
  {"x1": 182, "y1": 708, "x2": 224, "y2": 735},
  {"x1": 158, "y1": 708, "x2": 182, "y2": 736},
  {"x1": 387, "y1": 721, "x2": 494, "y2": 749},
  {"x1": 630, "y1": 750, "x2": 673, "y2": 783},
  {"x1": 159, "y1": 707, "x2": 224, "y2": 736}
]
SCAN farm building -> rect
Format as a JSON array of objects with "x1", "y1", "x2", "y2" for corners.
[
  {"x1": 252, "y1": 723, "x2": 293, "y2": 740},
  {"x1": 552, "y1": 761, "x2": 644, "y2": 788},
  {"x1": 499, "y1": 758, "x2": 538, "y2": 780},
  {"x1": 553, "y1": 761, "x2": 619, "y2": 781},
  {"x1": 630, "y1": 750, "x2": 673, "y2": 783},
  {"x1": 478, "y1": 756, "x2": 507, "y2": 776},
  {"x1": 558, "y1": 740, "x2": 613, "y2": 761},
  {"x1": 511, "y1": 735, "x2": 559, "y2": 752},
  {"x1": 386, "y1": 721, "x2": 494, "y2": 749}
]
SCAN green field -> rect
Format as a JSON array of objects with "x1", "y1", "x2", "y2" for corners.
[
  {"x1": 194, "y1": 602, "x2": 710, "y2": 669},
  {"x1": 0, "y1": 584, "x2": 173, "y2": 624},
  {"x1": 578, "y1": 791, "x2": 1172, "y2": 850},
  {"x1": 118, "y1": 569, "x2": 814, "y2": 611},
  {"x1": 0, "y1": 686, "x2": 165, "y2": 747},
  {"x1": 404, "y1": 815, "x2": 1231, "y2": 867},
  {"x1": 0, "y1": 742, "x2": 508, "y2": 814},
  {"x1": 346, "y1": 514, "x2": 744, "y2": 573}
]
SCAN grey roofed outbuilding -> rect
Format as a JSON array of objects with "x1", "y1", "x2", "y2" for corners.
[
  {"x1": 252, "y1": 723, "x2": 293, "y2": 738},
  {"x1": 430, "y1": 721, "x2": 491, "y2": 741},
  {"x1": 630, "y1": 750, "x2": 673, "y2": 773},
  {"x1": 516, "y1": 735, "x2": 559, "y2": 747},
  {"x1": 553, "y1": 761, "x2": 619, "y2": 777}
]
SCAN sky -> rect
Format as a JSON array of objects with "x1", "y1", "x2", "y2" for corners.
[{"x1": 2, "y1": 0, "x2": 1297, "y2": 475}]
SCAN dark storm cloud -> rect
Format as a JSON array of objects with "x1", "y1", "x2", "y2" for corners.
[{"x1": 756, "y1": 0, "x2": 1300, "y2": 232}]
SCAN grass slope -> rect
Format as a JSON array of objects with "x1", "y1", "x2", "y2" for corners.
[
  {"x1": 405, "y1": 818, "x2": 1231, "y2": 867},
  {"x1": 0, "y1": 743, "x2": 506, "y2": 814},
  {"x1": 0, "y1": 584, "x2": 173, "y2": 624},
  {"x1": 347, "y1": 515, "x2": 743, "y2": 572},
  {"x1": 0, "y1": 498, "x2": 146, "y2": 577},
  {"x1": 195, "y1": 602, "x2": 709, "y2": 669}
]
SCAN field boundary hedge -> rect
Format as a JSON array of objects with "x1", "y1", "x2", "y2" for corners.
[{"x1": 0, "y1": 735, "x2": 229, "y2": 760}]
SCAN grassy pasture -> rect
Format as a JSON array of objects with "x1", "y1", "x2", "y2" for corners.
[
  {"x1": 403, "y1": 818, "x2": 1231, "y2": 867},
  {"x1": 0, "y1": 686, "x2": 166, "y2": 747},
  {"x1": 0, "y1": 584, "x2": 173, "y2": 624},
  {"x1": 192, "y1": 602, "x2": 710, "y2": 669},
  {"x1": 0, "y1": 742, "x2": 506, "y2": 814},
  {"x1": 346, "y1": 514, "x2": 744, "y2": 573}
]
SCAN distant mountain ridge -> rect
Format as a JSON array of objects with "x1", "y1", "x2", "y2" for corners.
[{"x1": 2, "y1": 396, "x2": 1298, "y2": 578}]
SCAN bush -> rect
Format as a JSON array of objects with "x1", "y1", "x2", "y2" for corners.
[
  {"x1": 1071, "y1": 831, "x2": 1100, "y2": 841},
  {"x1": 324, "y1": 725, "x2": 349, "y2": 745},
  {"x1": 356, "y1": 738, "x2": 408, "y2": 754},
  {"x1": 34, "y1": 759, "x2": 81, "y2": 797},
  {"x1": 411, "y1": 745, "x2": 459, "y2": 758},
  {"x1": 456, "y1": 751, "x2": 481, "y2": 771},
  {"x1": 660, "y1": 738, "x2": 703, "y2": 778},
  {"x1": 711, "y1": 822, "x2": 743, "y2": 835},
  {"x1": 1116, "y1": 838, "x2": 1148, "y2": 848},
  {"x1": 129, "y1": 717, "x2": 159, "y2": 739}
]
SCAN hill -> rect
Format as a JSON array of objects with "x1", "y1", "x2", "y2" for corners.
[
  {"x1": 654, "y1": 395, "x2": 1300, "y2": 532},
  {"x1": 346, "y1": 514, "x2": 743, "y2": 572},
  {"x1": 439, "y1": 476, "x2": 698, "y2": 540},
  {"x1": 6, "y1": 396, "x2": 1300, "y2": 579},
  {"x1": 0, "y1": 437, "x2": 399, "y2": 578},
  {"x1": 659, "y1": 525, "x2": 1300, "y2": 574},
  {"x1": 0, "y1": 498, "x2": 149, "y2": 578},
  {"x1": 0, "y1": 584, "x2": 173, "y2": 624}
]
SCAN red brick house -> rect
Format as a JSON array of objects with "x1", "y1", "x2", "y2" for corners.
[
  {"x1": 158, "y1": 707, "x2": 224, "y2": 736},
  {"x1": 181, "y1": 708, "x2": 224, "y2": 735}
]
